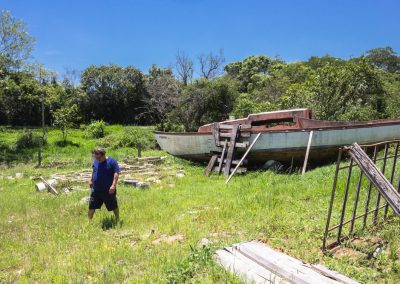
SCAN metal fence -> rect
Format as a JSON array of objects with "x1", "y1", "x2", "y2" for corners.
[{"x1": 322, "y1": 140, "x2": 400, "y2": 251}]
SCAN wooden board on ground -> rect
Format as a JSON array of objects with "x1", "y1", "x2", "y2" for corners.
[{"x1": 215, "y1": 241, "x2": 359, "y2": 284}]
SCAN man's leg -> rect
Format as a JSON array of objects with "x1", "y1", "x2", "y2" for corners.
[
  {"x1": 88, "y1": 209, "x2": 95, "y2": 220},
  {"x1": 113, "y1": 208, "x2": 119, "y2": 221}
]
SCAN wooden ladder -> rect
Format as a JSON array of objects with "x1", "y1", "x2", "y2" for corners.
[{"x1": 204, "y1": 123, "x2": 252, "y2": 177}]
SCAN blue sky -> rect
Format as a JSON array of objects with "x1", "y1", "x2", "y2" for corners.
[{"x1": 2, "y1": 0, "x2": 400, "y2": 76}]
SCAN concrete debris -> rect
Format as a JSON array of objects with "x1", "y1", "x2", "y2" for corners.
[
  {"x1": 145, "y1": 177, "x2": 161, "y2": 183},
  {"x1": 123, "y1": 179, "x2": 149, "y2": 189},
  {"x1": 35, "y1": 179, "x2": 57, "y2": 192},
  {"x1": 176, "y1": 170, "x2": 185, "y2": 178},
  {"x1": 199, "y1": 238, "x2": 213, "y2": 246},
  {"x1": 15, "y1": 173, "x2": 23, "y2": 179}
]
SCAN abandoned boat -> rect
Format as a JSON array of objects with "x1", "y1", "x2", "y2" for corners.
[{"x1": 154, "y1": 109, "x2": 400, "y2": 165}]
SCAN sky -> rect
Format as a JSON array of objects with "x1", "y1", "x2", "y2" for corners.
[{"x1": 2, "y1": 0, "x2": 400, "y2": 76}]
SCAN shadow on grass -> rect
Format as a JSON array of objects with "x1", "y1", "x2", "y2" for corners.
[
  {"x1": 101, "y1": 216, "x2": 122, "y2": 230},
  {"x1": 55, "y1": 140, "x2": 80, "y2": 147}
]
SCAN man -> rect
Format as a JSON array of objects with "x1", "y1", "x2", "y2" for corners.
[{"x1": 88, "y1": 148, "x2": 121, "y2": 221}]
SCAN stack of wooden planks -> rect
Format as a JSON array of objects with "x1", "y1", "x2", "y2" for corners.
[{"x1": 216, "y1": 241, "x2": 359, "y2": 284}]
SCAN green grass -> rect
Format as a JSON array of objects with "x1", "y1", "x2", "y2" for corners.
[{"x1": 0, "y1": 126, "x2": 400, "y2": 283}]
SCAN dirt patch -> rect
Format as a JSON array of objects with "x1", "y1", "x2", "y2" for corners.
[
  {"x1": 333, "y1": 246, "x2": 366, "y2": 261},
  {"x1": 152, "y1": 234, "x2": 184, "y2": 245}
]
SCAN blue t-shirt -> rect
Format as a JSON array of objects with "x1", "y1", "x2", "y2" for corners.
[{"x1": 92, "y1": 157, "x2": 121, "y2": 192}]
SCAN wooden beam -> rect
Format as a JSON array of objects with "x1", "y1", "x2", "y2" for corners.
[
  {"x1": 223, "y1": 125, "x2": 239, "y2": 177},
  {"x1": 302, "y1": 130, "x2": 314, "y2": 175},
  {"x1": 39, "y1": 176, "x2": 59, "y2": 195},
  {"x1": 217, "y1": 139, "x2": 228, "y2": 175},
  {"x1": 226, "y1": 133, "x2": 261, "y2": 184},
  {"x1": 204, "y1": 154, "x2": 218, "y2": 177}
]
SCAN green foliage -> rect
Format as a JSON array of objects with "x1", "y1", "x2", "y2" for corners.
[
  {"x1": 99, "y1": 126, "x2": 156, "y2": 149},
  {"x1": 52, "y1": 104, "x2": 81, "y2": 142},
  {"x1": 171, "y1": 76, "x2": 238, "y2": 131},
  {"x1": 231, "y1": 93, "x2": 273, "y2": 118},
  {"x1": 85, "y1": 120, "x2": 106, "y2": 138},
  {"x1": 15, "y1": 129, "x2": 45, "y2": 149},
  {"x1": 0, "y1": 10, "x2": 35, "y2": 70},
  {"x1": 225, "y1": 55, "x2": 271, "y2": 92},
  {"x1": 165, "y1": 245, "x2": 214, "y2": 283},
  {"x1": 365, "y1": 47, "x2": 400, "y2": 73},
  {"x1": 80, "y1": 64, "x2": 148, "y2": 124}
]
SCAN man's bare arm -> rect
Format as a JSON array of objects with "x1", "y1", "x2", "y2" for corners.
[{"x1": 109, "y1": 172, "x2": 120, "y2": 194}]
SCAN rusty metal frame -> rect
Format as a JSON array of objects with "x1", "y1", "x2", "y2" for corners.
[{"x1": 322, "y1": 140, "x2": 400, "y2": 251}]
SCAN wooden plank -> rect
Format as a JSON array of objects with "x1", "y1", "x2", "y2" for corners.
[
  {"x1": 204, "y1": 155, "x2": 218, "y2": 177},
  {"x1": 223, "y1": 125, "x2": 239, "y2": 177},
  {"x1": 215, "y1": 247, "x2": 288, "y2": 284},
  {"x1": 226, "y1": 133, "x2": 261, "y2": 184},
  {"x1": 217, "y1": 158, "x2": 241, "y2": 165},
  {"x1": 212, "y1": 123, "x2": 220, "y2": 146},
  {"x1": 39, "y1": 176, "x2": 59, "y2": 195},
  {"x1": 219, "y1": 124, "x2": 234, "y2": 130},
  {"x1": 302, "y1": 130, "x2": 314, "y2": 175},
  {"x1": 220, "y1": 131, "x2": 251, "y2": 138},
  {"x1": 220, "y1": 141, "x2": 249, "y2": 148},
  {"x1": 217, "y1": 139, "x2": 228, "y2": 175},
  {"x1": 216, "y1": 241, "x2": 359, "y2": 284},
  {"x1": 239, "y1": 124, "x2": 252, "y2": 130}
]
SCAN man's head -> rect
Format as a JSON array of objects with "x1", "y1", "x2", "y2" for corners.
[{"x1": 93, "y1": 148, "x2": 106, "y2": 161}]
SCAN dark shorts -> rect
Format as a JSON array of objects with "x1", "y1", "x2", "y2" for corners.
[{"x1": 89, "y1": 190, "x2": 118, "y2": 211}]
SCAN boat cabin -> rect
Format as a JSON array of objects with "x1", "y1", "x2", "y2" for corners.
[{"x1": 197, "y1": 108, "x2": 313, "y2": 133}]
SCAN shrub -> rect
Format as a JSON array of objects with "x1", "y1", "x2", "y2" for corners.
[
  {"x1": 99, "y1": 126, "x2": 156, "y2": 149},
  {"x1": 85, "y1": 120, "x2": 106, "y2": 138},
  {"x1": 15, "y1": 129, "x2": 45, "y2": 149}
]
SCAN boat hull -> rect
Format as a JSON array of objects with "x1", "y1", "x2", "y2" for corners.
[{"x1": 155, "y1": 123, "x2": 400, "y2": 165}]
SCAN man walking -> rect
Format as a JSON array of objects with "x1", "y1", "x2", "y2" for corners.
[{"x1": 88, "y1": 148, "x2": 121, "y2": 221}]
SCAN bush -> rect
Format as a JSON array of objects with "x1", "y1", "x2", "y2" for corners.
[
  {"x1": 85, "y1": 120, "x2": 106, "y2": 138},
  {"x1": 15, "y1": 129, "x2": 45, "y2": 149},
  {"x1": 99, "y1": 127, "x2": 156, "y2": 149}
]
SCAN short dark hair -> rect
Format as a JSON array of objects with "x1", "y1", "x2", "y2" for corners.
[{"x1": 93, "y1": 148, "x2": 106, "y2": 155}]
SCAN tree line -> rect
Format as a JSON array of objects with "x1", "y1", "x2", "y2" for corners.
[{"x1": 1, "y1": 10, "x2": 400, "y2": 132}]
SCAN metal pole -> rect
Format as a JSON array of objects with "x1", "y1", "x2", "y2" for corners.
[
  {"x1": 384, "y1": 142, "x2": 399, "y2": 218},
  {"x1": 337, "y1": 159, "x2": 353, "y2": 244},
  {"x1": 373, "y1": 143, "x2": 388, "y2": 225},
  {"x1": 363, "y1": 146, "x2": 377, "y2": 228},
  {"x1": 322, "y1": 149, "x2": 342, "y2": 250}
]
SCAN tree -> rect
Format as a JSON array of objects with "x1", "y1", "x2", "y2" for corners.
[
  {"x1": 281, "y1": 59, "x2": 386, "y2": 120},
  {"x1": 225, "y1": 55, "x2": 271, "y2": 92},
  {"x1": 365, "y1": 47, "x2": 400, "y2": 73},
  {"x1": 306, "y1": 55, "x2": 344, "y2": 70},
  {"x1": 198, "y1": 49, "x2": 225, "y2": 79},
  {"x1": 0, "y1": 10, "x2": 35, "y2": 70},
  {"x1": 175, "y1": 50, "x2": 193, "y2": 86},
  {"x1": 80, "y1": 65, "x2": 148, "y2": 124},
  {"x1": 171, "y1": 76, "x2": 238, "y2": 131},
  {"x1": 144, "y1": 65, "x2": 180, "y2": 128},
  {"x1": 52, "y1": 104, "x2": 80, "y2": 142}
]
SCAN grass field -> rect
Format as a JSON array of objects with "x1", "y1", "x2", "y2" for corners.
[{"x1": 1, "y1": 126, "x2": 400, "y2": 283}]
